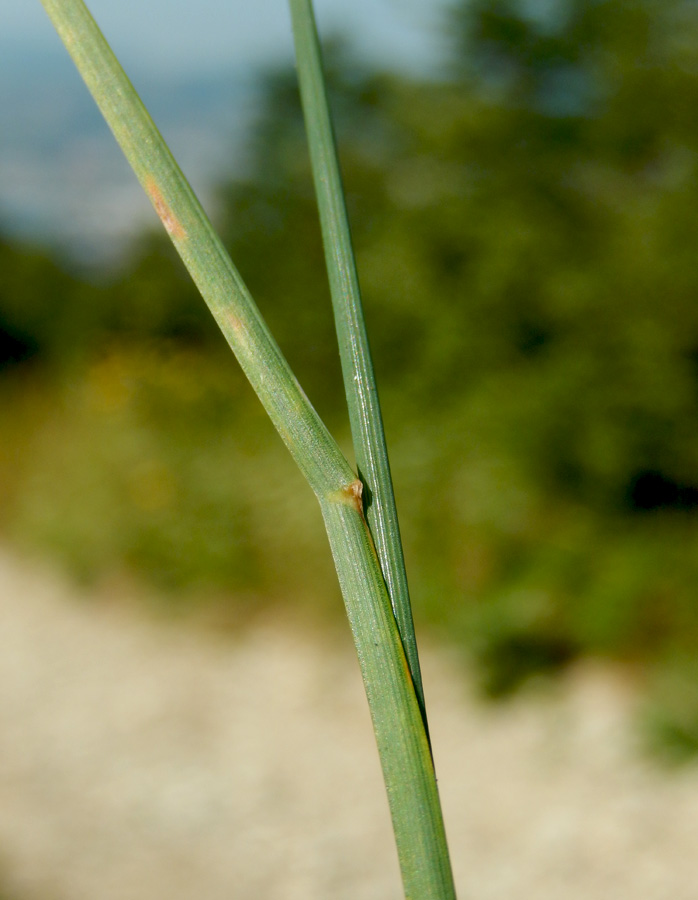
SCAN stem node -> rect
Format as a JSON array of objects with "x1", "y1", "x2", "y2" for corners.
[{"x1": 328, "y1": 478, "x2": 364, "y2": 515}]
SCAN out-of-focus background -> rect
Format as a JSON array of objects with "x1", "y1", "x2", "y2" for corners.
[{"x1": 3, "y1": 0, "x2": 698, "y2": 896}]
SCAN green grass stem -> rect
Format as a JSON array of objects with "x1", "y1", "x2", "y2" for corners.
[
  {"x1": 39, "y1": 1, "x2": 456, "y2": 896},
  {"x1": 320, "y1": 491, "x2": 456, "y2": 899},
  {"x1": 288, "y1": 0, "x2": 428, "y2": 730},
  {"x1": 39, "y1": 0, "x2": 349, "y2": 500}
]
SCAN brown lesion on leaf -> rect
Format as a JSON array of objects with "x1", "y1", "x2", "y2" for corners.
[
  {"x1": 145, "y1": 177, "x2": 186, "y2": 239},
  {"x1": 226, "y1": 311, "x2": 246, "y2": 341},
  {"x1": 331, "y1": 478, "x2": 364, "y2": 516}
]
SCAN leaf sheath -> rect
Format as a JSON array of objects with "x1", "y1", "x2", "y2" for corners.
[
  {"x1": 39, "y1": 2, "x2": 457, "y2": 896},
  {"x1": 289, "y1": 0, "x2": 427, "y2": 725}
]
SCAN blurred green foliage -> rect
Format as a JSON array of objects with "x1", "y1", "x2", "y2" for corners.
[{"x1": 3, "y1": 0, "x2": 698, "y2": 754}]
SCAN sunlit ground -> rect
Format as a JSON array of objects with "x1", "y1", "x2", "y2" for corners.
[{"x1": 1, "y1": 546, "x2": 697, "y2": 900}]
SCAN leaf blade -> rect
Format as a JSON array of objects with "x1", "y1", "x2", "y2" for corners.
[{"x1": 288, "y1": 0, "x2": 428, "y2": 724}]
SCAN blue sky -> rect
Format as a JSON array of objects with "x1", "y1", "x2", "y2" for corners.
[
  {"x1": 4, "y1": 1, "x2": 446, "y2": 75},
  {"x1": 0, "y1": 1, "x2": 450, "y2": 263}
]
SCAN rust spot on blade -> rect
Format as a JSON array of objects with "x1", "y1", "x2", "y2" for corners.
[
  {"x1": 224, "y1": 312, "x2": 251, "y2": 355},
  {"x1": 146, "y1": 177, "x2": 186, "y2": 239},
  {"x1": 341, "y1": 479, "x2": 364, "y2": 515},
  {"x1": 226, "y1": 311, "x2": 245, "y2": 337}
]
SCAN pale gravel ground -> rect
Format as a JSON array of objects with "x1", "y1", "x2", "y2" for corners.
[{"x1": 1, "y1": 546, "x2": 698, "y2": 900}]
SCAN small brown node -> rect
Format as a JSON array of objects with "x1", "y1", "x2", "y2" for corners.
[
  {"x1": 341, "y1": 479, "x2": 364, "y2": 515},
  {"x1": 146, "y1": 177, "x2": 186, "y2": 239}
]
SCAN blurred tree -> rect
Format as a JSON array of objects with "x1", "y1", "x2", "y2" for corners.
[
  {"x1": 0, "y1": 237, "x2": 92, "y2": 369},
  {"x1": 5, "y1": 0, "x2": 698, "y2": 750}
]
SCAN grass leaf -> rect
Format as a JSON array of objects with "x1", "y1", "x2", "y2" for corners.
[
  {"x1": 288, "y1": 0, "x2": 428, "y2": 727},
  {"x1": 39, "y1": 1, "x2": 456, "y2": 896}
]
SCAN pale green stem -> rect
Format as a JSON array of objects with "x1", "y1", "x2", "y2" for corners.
[
  {"x1": 41, "y1": 0, "x2": 351, "y2": 497},
  {"x1": 320, "y1": 490, "x2": 456, "y2": 899},
  {"x1": 289, "y1": 0, "x2": 427, "y2": 728},
  {"x1": 39, "y1": 2, "x2": 456, "y2": 896}
]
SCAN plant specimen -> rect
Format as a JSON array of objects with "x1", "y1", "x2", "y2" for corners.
[{"x1": 39, "y1": 1, "x2": 456, "y2": 896}]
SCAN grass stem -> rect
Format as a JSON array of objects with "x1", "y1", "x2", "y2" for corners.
[
  {"x1": 39, "y1": 2, "x2": 456, "y2": 896},
  {"x1": 288, "y1": 0, "x2": 428, "y2": 729}
]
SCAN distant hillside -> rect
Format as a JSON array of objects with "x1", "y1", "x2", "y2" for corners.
[{"x1": 0, "y1": 42, "x2": 256, "y2": 267}]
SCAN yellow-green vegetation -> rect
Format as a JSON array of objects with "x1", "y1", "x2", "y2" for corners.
[
  {"x1": 32, "y1": 0, "x2": 457, "y2": 895},
  {"x1": 3, "y1": 0, "x2": 698, "y2": 761}
]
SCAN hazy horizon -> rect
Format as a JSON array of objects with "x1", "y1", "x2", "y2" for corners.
[{"x1": 1, "y1": 2, "x2": 447, "y2": 265}]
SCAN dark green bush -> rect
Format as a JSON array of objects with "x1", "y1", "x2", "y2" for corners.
[{"x1": 4, "y1": 0, "x2": 698, "y2": 752}]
